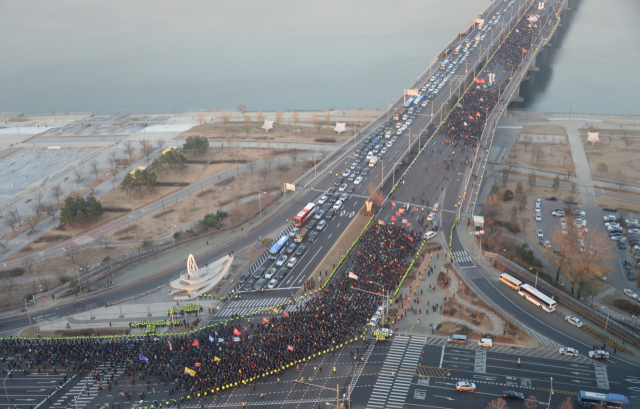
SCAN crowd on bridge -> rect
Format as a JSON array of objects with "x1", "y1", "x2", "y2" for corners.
[
  {"x1": 0, "y1": 224, "x2": 418, "y2": 402},
  {"x1": 443, "y1": 1, "x2": 561, "y2": 142}
]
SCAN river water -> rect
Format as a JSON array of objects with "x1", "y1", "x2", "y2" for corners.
[
  {"x1": 1, "y1": 0, "x2": 637, "y2": 116},
  {"x1": 514, "y1": 0, "x2": 640, "y2": 115}
]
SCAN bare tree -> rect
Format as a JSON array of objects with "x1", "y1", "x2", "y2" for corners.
[
  {"x1": 596, "y1": 162, "x2": 609, "y2": 176},
  {"x1": 276, "y1": 164, "x2": 290, "y2": 175},
  {"x1": 243, "y1": 114, "x2": 253, "y2": 137},
  {"x1": 259, "y1": 167, "x2": 271, "y2": 182},
  {"x1": 524, "y1": 396, "x2": 537, "y2": 409},
  {"x1": 615, "y1": 170, "x2": 627, "y2": 190},
  {"x1": 25, "y1": 216, "x2": 38, "y2": 234},
  {"x1": 123, "y1": 140, "x2": 135, "y2": 164},
  {"x1": 482, "y1": 193, "x2": 503, "y2": 220},
  {"x1": 0, "y1": 240, "x2": 7, "y2": 251},
  {"x1": 311, "y1": 113, "x2": 322, "y2": 134},
  {"x1": 32, "y1": 191, "x2": 44, "y2": 217},
  {"x1": 292, "y1": 110, "x2": 300, "y2": 126},
  {"x1": 220, "y1": 112, "x2": 230, "y2": 123},
  {"x1": 155, "y1": 139, "x2": 166, "y2": 153},
  {"x1": 0, "y1": 278, "x2": 17, "y2": 304},
  {"x1": 324, "y1": 111, "x2": 331, "y2": 129},
  {"x1": 275, "y1": 110, "x2": 284, "y2": 124},
  {"x1": 533, "y1": 145, "x2": 545, "y2": 164},
  {"x1": 139, "y1": 139, "x2": 155, "y2": 162},
  {"x1": 45, "y1": 205, "x2": 57, "y2": 221},
  {"x1": 564, "y1": 161, "x2": 575, "y2": 180},
  {"x1": 4, "y1": 211, "x2": 19, "y2": 233},
  {"x1": 22, "y1": 254, "x2": 37, "y2": 275},
  {"x1": 520, "y1": 217, "x2": 530, "y2": 239},
  {"x1": 485, "y1": 398, "x2": 508, "y2": 409},
  {"x1": 248, "y1": 161, "x2": 256, "y2": 174},
  {"x1": 229, "y1": 196, "x2": 246, "y2": 228},
  {"x1": 288, "y1": 149, "x2": 299, "y2": 163},
  {"x1": 366, "y1": 184, "x2": 384, "y2": 209},
  {"x1": 196, "y1": 113, "x2": 206, "y2": 124},
  {"x1": 256, "y1": 111, "x2": 265, "y2": 123},
  {"x1": 522, "y1": 134, "x2": 533, "y2": 151},
  {"x1": 73, "y1": 167, "x2": 84, "y2": 191},
  {"x1": 236, "y1": 103, "x2": 247, "y2": 112},
  {"x1": 622, "y1": 136, "x2": 633, "y2": 148},
  {"x1": 89, "y1": 159, "x2": 100, "y2": 181},
  {"x1": 264, "y1": 156, "x2": 274, "y2": 170},
  {"x1": 557, "y1": 397, "x2": 574, "y2": 409},
  {"x1": 50, "y1": 183, "x2": 63, "y2": 204}
]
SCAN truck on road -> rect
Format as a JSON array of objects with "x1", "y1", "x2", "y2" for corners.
[{"x1": 294, "y1": 227, "x2": 309, "y2": 243}]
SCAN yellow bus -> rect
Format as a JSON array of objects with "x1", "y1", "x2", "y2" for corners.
[
  {"x1": 129, "y1": 166, "x2": 147, "y2": 178},
  {"x1": 162, "y1": 146, "x2": 177, "y2": 156}
]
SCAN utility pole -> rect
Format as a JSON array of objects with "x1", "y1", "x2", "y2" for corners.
[
  {"x1": 4, "y1": 372, "x2": 12, "y2": 409},
  {"x1": 75, "y1": 266, "x2": 83, "y2": 293},
  {"x1": 171, "y1": 224, "x2": 177, "y2": 251},
  {"x1": 25, "y1": 299, "x2": 32, "y2": 325}
]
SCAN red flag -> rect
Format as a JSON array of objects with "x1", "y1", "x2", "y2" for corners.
[
  {"x1": 413, "y1": 207, "x2": 419, "y2": 211},
  {"x1": 522, "y1": 48, "x2": 527, "y2": 53},
  {"x1": 407, "y1": 222, "x2": 412, "y2": 227},
  {"x1": 195, "y1": 362, "x2": 202, "y2": 367},
  {"x1": 233, "y1": 328, "x2": 241, "y2": 336},
  {"x1": 469, "y1": 115, "x2": 474, "y2": 120},
  {"x1": 476, "y1": 112, "x2": 481, "y2": 117},
  {"x1": 263, "y1": 317, "x2": 270, "y2": 323},
  {"x1": 391, "y1": 201, "x2": 396, "y2": 207},
  {"x1": 283, "y1": 311, "x2": 289, "y2": 317},
  {"x1": 391, "y1": 216, "x2": 397, "y2": 221},
  {"x1": 192, "y1": 340, "x2": 199, "y2": 348}
]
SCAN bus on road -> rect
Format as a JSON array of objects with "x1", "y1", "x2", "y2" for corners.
[
  {"x1": 499, "y1": 273, "x2": 522, "y2": 290},
  {"x1": 268, "y1": 235, "x2": 290, "y2": 259},
  {"x1": 294, "y1": 203, "x2": 316, "y2": 226},
  {"x1": 403, "y1": 97, "x2": 415, "y2": 108},
  {"x1": 413, "y1": 95, "x2": 424, "y2": 106},
  {"x1": 454, "y1": 45, "x2": 462, "y2": 55},
  {"x1": 440, "y1": 59, "x2": 450, "y2": 70},
  {"x1": 578, "y1": 391, "x2": 628, "y2": 408},
  {"x1": 518, "y1": 284, "x2": 557, "y2": 312}
]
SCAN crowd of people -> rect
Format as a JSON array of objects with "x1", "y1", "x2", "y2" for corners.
[
  {"x1": 0, "y1": 225, "x2": 418, "y2": 401},
  {"x1": 443, "y1": 2, "x2": 560, "y2": 142}
]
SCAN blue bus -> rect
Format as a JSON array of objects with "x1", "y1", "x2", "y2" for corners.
[
  {"x1": 440, "y1": 59, "x2": 450, "y2": 70},
  {"x1": 268, "y1": 235, "x2": 290, "y2": 259},
  {"x1": 578, "y1": 391, "x2": 628, "y2": 408},
  {"x1": 403, "y1": 97, "x2": 415, "y2": 108},
  {"x1": 413, "y1": 95, "x2": 424, "y2": 106}
]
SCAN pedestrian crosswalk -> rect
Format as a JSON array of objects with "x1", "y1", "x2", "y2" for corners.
[
  {"x1": 216, "y1": 296, "x2": 297, "y2": 317},
  {"x1": 56, "y1": 364, "x2": 126, "y2": 408},
  {"x1": 0, "y1": 326, "x2": 27, "y2": 338},
  {"x1": 366, "y1": 335, "x2": 426, "y2": 409},
  {"x1": 452, "y1": 250, "x2": 475, "y2": 266}
]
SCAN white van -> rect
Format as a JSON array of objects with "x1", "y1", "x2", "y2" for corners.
[
  {"x1": 369, "y1": 157, "x2": 378, "y2": 167},
  {"x1": 447, "y1": 334, "x2": 467, "y2": 344},
  {"x1": 432, "y1": 203, "x2": 440, "y2": 212},
  {"x1": 478, "y1": 338, "x2": 493, "y2": 347}
]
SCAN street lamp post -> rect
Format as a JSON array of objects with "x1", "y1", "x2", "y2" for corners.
[
  {"x1": 602, "y1": 306, "x2": 611, "y2": 334},
  {"x1": 388, "y1": 98, "x2": 395, "y2": 120},
  {"x1": 295, "y1": 381, "x2": 342, "y2": 409},
  {"x1": 529, "y1": 266, "x2": 539, "y2": 287},
  {"x1": 4, "y1": 371, "x2": 11, "y2": 408},
  {"x1": 171, "y1": 224, "x2": 177, "y2": 250},
  {"x1": 258, "y1": 191, "x2": 267, "y2": 217},
  {"x1": 367, "y1": 281, "x2": 389, "y2": 328},
  {"x1": 548, "y1": 377, "x2": 553, "y2": 407},
  {"x1": 75, "y1": 266, "x2": 83, "y2": 293}
]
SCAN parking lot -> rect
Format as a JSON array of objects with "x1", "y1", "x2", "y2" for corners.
[
  {"x1": 0, "y1": 147, "x2": 97, "y2": 202},
  {"x1": 532, "y1": 196, "x2": 639, "y2": 294}
]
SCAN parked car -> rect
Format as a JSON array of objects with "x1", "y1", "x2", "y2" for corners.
[
  {"x1": 275, "y1": 268, "x2": 288, "y2": 279},
  {"x1": 238, "y1": 273, "x2": 249, "y2": 284},
  {"x1": 624, "y1": 260, "x2": 634, "y2": 270},
  {"x1": 623, "y1": 289, "x2": 638, "y2": 300},
  {"x1": 603, "y1": 215, "x2": 617, "y2": 222},
  {"x1": 267, "y1": 278, "x2": 278, "y2": 289},
  {"x1": 537, "y1": 229, "x2": 544, "y2": 239},
  {"x1": 243, "y1": 279, "x2": 255, "y2": 291},
  {"x1": 253, "y1": 267, "x2": 266, "y2": 280},
  {"x1": 629, "y1": 270, "x2": 636, "y2": 280},
  {"x1": 289, "y1": 227, "x2": 300, "y2": 238},
  {"x1": 536, "y1": 212, "x2": 542, "y2": 222},
  {"x1": 603, "y1": 206, "x2": 617, "y2": 212},
  {"x1": 546, "y1": 196, "x2": 558, "y2": 201},
  {"x1": 564, "y1": 198, "x2": 579, "y2": 205}
]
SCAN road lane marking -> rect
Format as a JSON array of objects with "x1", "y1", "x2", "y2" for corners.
[{"x1": 439, "y1": 346, "x2": 445, "y2": 368}]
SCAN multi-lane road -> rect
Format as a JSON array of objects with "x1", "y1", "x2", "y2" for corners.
[{"x1": 4, "y1": 0, "x2": 639, "y2": 408}]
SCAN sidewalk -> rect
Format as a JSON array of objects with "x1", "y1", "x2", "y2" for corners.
[{"x1": 395, "y1": 252, "x2": 448, "y2": 335}]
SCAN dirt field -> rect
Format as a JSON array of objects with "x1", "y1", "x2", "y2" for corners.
[
  {"x1": 580, "y1": 133, "x2": 640, "y2": 186},
  {"x1": 507, "y1": 140, "x2": 573, "y2": 174},
  {"x1": 178, "y1": 116, "x2": 372, "y2": 145},
  {"x1": 108, "y1": 161, "x2": 312, "y2": 242}
]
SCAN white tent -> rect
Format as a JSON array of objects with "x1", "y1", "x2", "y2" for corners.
[
  {"x1": 334, "y1": 122, "x2": 346, "y2": 135},
  {"x1": 261, "y1": 120, "x2": 274, "y2": 133},
  {"x1": 587, "y1": 132, "x2": 600, "y2": 144}
]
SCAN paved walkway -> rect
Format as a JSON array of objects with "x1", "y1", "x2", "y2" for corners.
[{"x1": 565, "y1": 127, "x2": 598, "y2": 206}]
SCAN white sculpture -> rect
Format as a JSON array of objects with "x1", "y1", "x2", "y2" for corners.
[
  {"x1": 334, "y1": 122, "x2": 346, "y2": 135},
  {"x1": 262, "y1": 120, "x2": 274, "y2": 133},
  {"x1": 587, "y1": 132, "x2": 599, "y2": 144}
]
